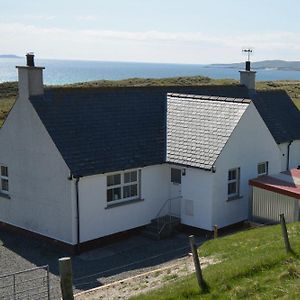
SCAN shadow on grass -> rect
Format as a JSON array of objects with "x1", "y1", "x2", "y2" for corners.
[{"x1": 200, "y1": 280, "x2": 210, "y2": 294}]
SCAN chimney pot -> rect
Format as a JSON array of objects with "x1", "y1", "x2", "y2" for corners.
[
  {"x1": 26, "y1": 52, "x2": 35, "y2": 67},
  {"x1": 245, "y1": 61, "x2": 251, "y2": 71}
]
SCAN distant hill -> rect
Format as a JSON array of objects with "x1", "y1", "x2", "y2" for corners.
[
  {"x1": 0, "y1": 54, "x2": 21, "y2": 59},
  {"x1": 208, "y1": 60, "x2": 300, "y2": 71}
]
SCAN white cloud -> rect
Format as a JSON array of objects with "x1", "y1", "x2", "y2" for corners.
[{"x1": 0, "y1": 22, "x2": 299, "y2": 63}]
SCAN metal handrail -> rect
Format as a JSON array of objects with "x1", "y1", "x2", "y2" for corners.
[
  {"x1": 158, "y1": 222, "x2": 167, "y2": 235},
  {"x1": 155, "y1": 196, "x2": 182, "y2": 219},
  {"x1": 155, "y1": 196, "x2": 182, "y2": 233}
]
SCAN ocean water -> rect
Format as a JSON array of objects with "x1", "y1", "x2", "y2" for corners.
[{"x1": 1, "y1": 58, "x2": 300, "y2": 85}]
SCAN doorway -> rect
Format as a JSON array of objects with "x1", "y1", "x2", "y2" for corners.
[{"x1": 169, "y1": 168, "x2": 182, "y2": 217}]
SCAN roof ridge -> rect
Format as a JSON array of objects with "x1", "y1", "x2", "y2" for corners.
[
  {"x1": 167, "y1": 93, "x2": 251, "y2": 104},
  {"x1": 46, "y1": 84, "x2": 246, "y2": 91}
]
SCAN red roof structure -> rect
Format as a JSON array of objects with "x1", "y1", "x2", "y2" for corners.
[{"x1": 249, "y1": 169, "x2": 300, "y2": 200}]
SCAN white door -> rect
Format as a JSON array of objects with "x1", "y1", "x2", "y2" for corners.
[{"x1": 169, "y1": 168, "x2": 182, "y2": 216}]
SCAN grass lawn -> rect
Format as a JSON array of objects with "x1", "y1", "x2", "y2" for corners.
[
  {"x1": 0, "y1": 81, "x2": 17, "y2": 127},
  {"x1": 131, "y1": 223, "x2": 300, "y2": 300},
  {"x1": 0, "y1": 97, "x2": 15, "y2": 127}
]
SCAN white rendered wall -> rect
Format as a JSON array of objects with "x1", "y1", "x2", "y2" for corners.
[
  {"x1": 213, "y1": 103, "x2": 282, "y2": 228},
  {"x1": 0, "y1": 97, "x2": 74, "y2": 244},
  {"x1": 180, "y1": 167, "x2": 214, "y2": 231},
  {"x1": 279, "y1": 141, "x2": 300, "y2": 171},
  {"x1": 290, "y1": 140, "x2": 300, "y2": 169},
  {"x1": 78, "y1": 164, "x2": 169, "y2": 243},
  {"x1": 278, "y1": 143, "x2": 288, "y2": 171}
]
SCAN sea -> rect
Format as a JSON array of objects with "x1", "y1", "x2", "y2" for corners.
[{"x1": 1, "y1": 57, "x2": 300, "y2": 85}]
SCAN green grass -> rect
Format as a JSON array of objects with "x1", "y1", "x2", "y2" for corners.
[
  {"x1": 57, "y1": 75, "x2": 216, "y2": 87},
  {"x1": 131, "y1": 223, "x2": 300, "y2": 300},
  {"x1": 0, "y1": 97, "x2": 15, "y2": 127},
  {"x1": 163, "y1": 274, "x2": 179, "y2": 282},
  {"x1": 0, "y1": 81, "x2": 17, "y2": 126},
  {"x1": 256, "y1": 81, "x2": 300, "y2": 109}
]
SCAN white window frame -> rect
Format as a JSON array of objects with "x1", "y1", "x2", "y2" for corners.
[
  {"x1": 106, "y1": 169, "x2": 140, "y2": 205},
  {"x1": 0, "y1": 165, "x2": 9, "y2": 195},
  {"x1": 227, "y1": 167, "x2": 240, "y2": 199},
  {"x1": 257, "y1": 161, "x2": 268, "y2": 176}
]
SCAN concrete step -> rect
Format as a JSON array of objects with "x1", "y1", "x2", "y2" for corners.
[
  {"x1": 150, "y1": 215, "x2": 180, "y2": 225},
  {"x1": 142, "y1": 229, "x2": 161, "y2": 240},
  {"x1": 143, "y1": 215, "x2": 181, "y2": 240},
  {"x1": 146, "y1": 223, "x2": 160, "y2": 232}
]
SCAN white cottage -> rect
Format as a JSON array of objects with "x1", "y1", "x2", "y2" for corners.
[{"x1": 0, "y1": 54, "x2": 299, "y2": 252}]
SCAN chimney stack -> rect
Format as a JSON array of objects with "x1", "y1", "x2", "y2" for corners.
[
  {"x1": 16, "y1": 53, "x2": 45, "y2": 98},
  {"x1": 239, "y1": 60, "x2": 256, "y2": 91},
  {"x1": 26, "y1": 52, "x2": 35, "y2": 67}
]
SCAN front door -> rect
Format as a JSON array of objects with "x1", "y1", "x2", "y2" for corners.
[
  {"x1": 169, "y1": 168, "x2": 182, "y2": 216},
  {"x1": 170, "y1": 168, "x2": 182, "y2": 198}
]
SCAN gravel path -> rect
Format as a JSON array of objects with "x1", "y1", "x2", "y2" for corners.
[
  {"x1": 74, "y1": 255, "x2": 217, "y2": 300},
  {"x1": 0, "y1": 228, "x2": 207, "y2": 300}
]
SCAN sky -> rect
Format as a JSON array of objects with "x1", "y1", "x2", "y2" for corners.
[{"x1": 1, "y1": 0, "x2": 300, "y2": 64}]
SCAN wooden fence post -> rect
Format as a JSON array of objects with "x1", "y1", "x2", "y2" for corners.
[
  {"x1": 213, "y1": 225, "x2": 218, "y2": 239},
  {"x1": 189, "y1": 235, "x2": 208, "y2": 292},
  {"x1": 59, "y1": 257, "x2": 74, "y2": 300},
  {"x1": 279, "y1": 213, "x2": 292, "y2": 253}
]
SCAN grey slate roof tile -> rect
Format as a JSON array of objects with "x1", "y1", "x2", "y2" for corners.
[
  {"x1": 252, "y1": 90, "x2": 300, "y2": 143},
  {"x1": 166, "y1": 93, "x2": 250, "y2": 170}
]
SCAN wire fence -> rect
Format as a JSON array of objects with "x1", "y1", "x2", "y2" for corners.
[
  {"x1": 1, "y1": 219, "x2": 290, "y2": 300},
  {"x1": 71, "y1": 221, "x2": 278, "y2": 293},
  {"x1": 72, "y1": 243, "x2": 192, "y2": 291},
  {"x1": 0, "y1": 265, "x2": 50, "y2": 300}
]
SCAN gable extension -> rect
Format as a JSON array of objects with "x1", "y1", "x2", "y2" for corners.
[{"x1": 166, "y1": 93, "x2": 251, "y2": 170}]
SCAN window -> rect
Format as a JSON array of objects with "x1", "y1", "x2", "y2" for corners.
[
  {"x1": 107, "y1": 170, "x2": 140, "y2": 204},
  {"x1": 228, "y1": 168, "x2": 240, "y2": 199},
  {"x1": 257, "y1": 162, "x2": 268, "y2": 176},
  {"x1": 171, "y1": 168, "x2": 181, "y2": 184},
  {"x1": 0, "y1": 165, "x2": 9, "y2": 194}
]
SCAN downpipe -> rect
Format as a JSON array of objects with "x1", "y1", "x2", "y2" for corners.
[
  {"x1": 75, "y1": 177, "x2": 81, "y2": 253},
  {"x1": 286, "y1": 141, "x2": 293, "y2": 171}
]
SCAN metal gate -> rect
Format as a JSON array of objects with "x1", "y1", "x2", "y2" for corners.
[{"x1": 0, "y1": 265, "x2": 50, "y2": 300}]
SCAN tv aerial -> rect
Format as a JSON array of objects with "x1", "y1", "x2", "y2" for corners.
[{"x1": 242, "y1": 48, "x2": 253, "y2": 61}]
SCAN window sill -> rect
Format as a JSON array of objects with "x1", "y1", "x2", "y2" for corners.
[
  {"x1": 0, "y1": 192, "x2": 10, "y2": 199},
  {"x1": 105, "y1": 198, "x2": 144, "y2": 209},
  {"x1": 227, "y1": 195, "x2": 243, "y2": 202}
]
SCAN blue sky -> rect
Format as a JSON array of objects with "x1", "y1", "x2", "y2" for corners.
[{"x1": 1, "y1": 0, "x2": 300, "y2": 63}]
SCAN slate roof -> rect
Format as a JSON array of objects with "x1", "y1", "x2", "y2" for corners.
[
  {"x1": 252, "y1": 90, "x2": 300, "y2": 144},
  {"x1": 30, "y1": 85, "x2": 250, "y2": 177},
  {"x1": 166, "y1": 94, "x2": 251, "y2": 170},
  {"x1": 29, "y1": 85, "x2": 300, "y2": 176}
]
